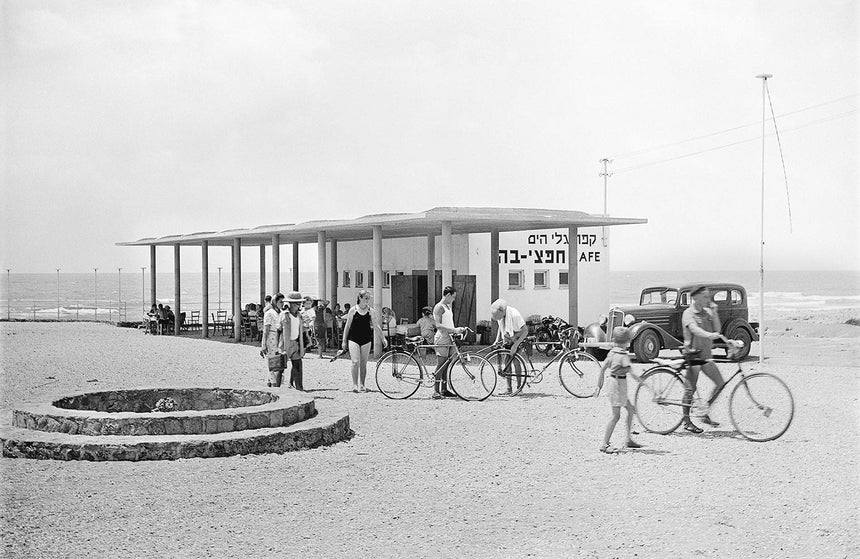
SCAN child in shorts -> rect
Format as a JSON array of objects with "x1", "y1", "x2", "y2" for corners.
[{"x1": 595, "y1": 326, "x2": 642, "y2": 453}]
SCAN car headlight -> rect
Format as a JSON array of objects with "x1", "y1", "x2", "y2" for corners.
[
  {"x1": 598, "y1": 314, "x2": 607, "y2": 326},
  {"x1": 624, "y1": 314, "x2": 635, "y2": 326}
]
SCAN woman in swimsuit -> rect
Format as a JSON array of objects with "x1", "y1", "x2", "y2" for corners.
[{"x1": 340, "y1": 290, "x2": 387, "y2": 392}]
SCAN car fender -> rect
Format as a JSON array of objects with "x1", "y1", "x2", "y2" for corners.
[
  {"x1": 582, "y1": 322, "x2": 607, "y2": 344},
  {"x1": 628, "y1": 322, "x2": 683, "y2": 349},
  {"x1": 722, "y1": 318, "x2": 759, "y2": 341}
]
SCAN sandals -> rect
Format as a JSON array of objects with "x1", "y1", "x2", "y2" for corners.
[{"x1": 599, "y1": 444, "x2": 617, "y2": 454}]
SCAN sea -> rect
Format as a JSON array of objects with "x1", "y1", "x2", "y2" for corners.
[{"x1": 1, "y1": 270, "x2": 858, "y2": 322}]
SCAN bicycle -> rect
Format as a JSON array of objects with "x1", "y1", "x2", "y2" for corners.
[
  {"x1": 633, "y1": 338, "x2": 794, "y2": 441},
  {"x1": 374, "y1": 328, "x2": 497, "y2": 401},
  {"x1": 533, "y1": 315, "x2": 572, "y2": 356},
  {"x1": 484, "y1": 328, "x2": 601, "y2": 397}
]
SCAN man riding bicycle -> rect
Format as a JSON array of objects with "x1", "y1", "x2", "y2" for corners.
[
  {"x1": 489, "y1": 298, "x2": 529, "y2": 395},
  {"x1": 681, "y1": 285, "x2": 725, "y2": 433}
]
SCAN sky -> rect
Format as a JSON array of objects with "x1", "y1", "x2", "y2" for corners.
[{"x1": 1, "y1": 0, "x2": 858, "y2": 273}]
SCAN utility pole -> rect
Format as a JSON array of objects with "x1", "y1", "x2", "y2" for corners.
[
  {"x1": 118, "y1": 268, "x2": 122, "y2": 321},
  {"x1": 218, "y1": 267, "x2": 222, "y2": 312},
  {"x1": 599, "y1": 158, "x2": 613, "y2": 247},
  {"x1": 6, "y1": 269, "x2": 10, "y2": 320},
  {"x1": 57, "y1": 269, "x2": 60, "y2": 320},
  {"x1": 94, "y1": 268, "x2": 98, "y2": 321},
  {"x1": 141, "y1": 267, "x2": 146, "y2": 315},
  {"x1": 756, "y1": 73, "x2": 772, "y2": 365}
]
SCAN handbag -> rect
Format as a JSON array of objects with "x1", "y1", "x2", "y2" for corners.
[{"x1": 267, "y1": 353, "x2": 285, "y2": 371}]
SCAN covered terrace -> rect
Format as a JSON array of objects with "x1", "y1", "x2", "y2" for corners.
[{"x1": 118, "y1": 207, "x2": 647, "y2": 353}]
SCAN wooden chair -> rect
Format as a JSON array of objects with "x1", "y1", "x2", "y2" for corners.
[{"x1": 187, "y1": 310, "x2": 200, "y2": 331}]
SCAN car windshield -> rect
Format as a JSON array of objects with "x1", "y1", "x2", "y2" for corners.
[{"x1": 640, "y1": 288, "x2": 679, "y2": 305}]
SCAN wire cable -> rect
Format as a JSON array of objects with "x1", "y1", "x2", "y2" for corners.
[
  {"x1": 608, "y1": 93, "x2": 858, "y2": 160},
  {"x1": 765, "y1": 81, "x2": 793, "y2": 232},
  {"x1": 613, "y1": 108, "x2": 857, "y2": 174}
]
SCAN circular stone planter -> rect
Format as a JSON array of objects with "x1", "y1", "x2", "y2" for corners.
[
  {"x1": 12, "y1": 388, "x2": 313, "y2": 436},
  {"x1": 1, "y1": 387, "x2": 351, "y2": 461}
]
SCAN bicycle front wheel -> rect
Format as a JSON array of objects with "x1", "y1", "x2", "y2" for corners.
[
  {"x1": 485, "y1": 348, "x2": 528, "y2": 396},
  {"x1": 729, "y1": 373, "x2": 794, "y2": 442},
  {"x1": 448, "y1": 353, "x2": 496, "y2": 401},
  {"x1": 375, "y1": 351, "x2": 422, "y2": 400},
  {"x1": 634, "y1": 367, "x2": 686, "y2": 434},
  {"x1": 557, "y1": 351, "x2": 601, "y2": 397}
]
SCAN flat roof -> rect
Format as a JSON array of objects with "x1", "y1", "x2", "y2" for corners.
[{"x1": 117, "y1": 207, "x2": 647, "y2": 247}]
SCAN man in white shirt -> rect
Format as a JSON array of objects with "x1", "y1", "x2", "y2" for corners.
[
  {"x1": 490, "y1": 298, "x2": 529, "y2": 395},
  {"x1": 261, "y1": 293, "x2": 284, "y2": 387}
]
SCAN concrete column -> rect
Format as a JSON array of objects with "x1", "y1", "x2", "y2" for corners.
[
  {"x1": 202, "y1": 241, "x2": 209, "y2": 338},
  {"x1": 329, "y1": 240, "x2": 338, "y2": 310},
  {"x1": 173, "y1": 244, "x2": 181, "y2": 337},
  {"x1": 292, "y1": 241, "x2": 299, "y2": 291},
  {"x1": 259, "y1": 244, "x2": 266, "y2": 309},
  {"x1": 233, "y1": 238, "x2": 242, "y2": 341},
  {"x1": 568, "y1": 226, "x2": 578, "y2": 326},
  {"x1": 441, "y1": 221, "x2": 453, "y2": 289},
  {"x1": 317, "y1": 231, "x2": 327, "y2": 300},
  {"x1": 149, "y1": 245, "x2": 157, "y2": 305},
  {"x1": 271, "y1": 234, "x2": 280, "y2": 295},
  {"x1": 372, "y1": 225, "x2": 383, "y2": 357},
  {"x1": 427, "y1": 234, "x2": 436, "y2": 307},
  {"x1": 490, "y1": 229, "x2": 500, "y2": 303}
]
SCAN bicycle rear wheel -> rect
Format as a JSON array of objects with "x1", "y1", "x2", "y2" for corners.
[
  {"x1": 485, "y1": 349, "x2": 528, "y2": 396},
  {"x1": 634, "y1": 367, "x2": 686, "y2": 434},
  {"x1": 557, "y1": 351, "x2": 601, "y2": 397},
  {"x1": 448, "y1": 353, "x2": 496, "y2": 401},
  {"x1": 729, "y1": 373, "x2": 794, "y2": 442},
  {"x1": 375, "y1": 351, "x2": 422, "y2": 399}
]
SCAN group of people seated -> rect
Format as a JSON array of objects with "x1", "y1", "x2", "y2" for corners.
[{"x1": 146, "y1": 303, "x2": 175, "y2": 335}]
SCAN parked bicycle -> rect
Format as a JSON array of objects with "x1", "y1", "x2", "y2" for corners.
[
  {"x1": 633, "y1": 338, "x2": 794, "y2": 441},
  {"x1": 533, "y1": 315, "x2": 572, "y2": 356},
  {"x1": 375, "y1": 328, "x2": 497, "y2": 401},
  {"x1": 484, "y1": 327, "x2": 601, "y2": 397}
]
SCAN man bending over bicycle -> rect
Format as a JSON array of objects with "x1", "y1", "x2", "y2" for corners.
[
  {"x1": 489, "y1": 299, "x2": 529, "y2": 395},
  {"x1": 681, "y1": 285, "x2": 725, "y2": 433}
]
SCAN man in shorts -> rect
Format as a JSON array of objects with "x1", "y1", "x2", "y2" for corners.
[
  {"x1": 489, "y1": 299, "x2": 529, "y2": 395},
  {"x1": 432, "y1": 286, "x2": 466, "y2": 399},
  {"x1": 681, "y1": 285, "x2": 725, "y2": 433}
]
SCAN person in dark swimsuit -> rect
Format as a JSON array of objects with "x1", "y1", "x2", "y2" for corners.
[{"x1": 341, "y1": 290, "x2": 387, "y2": 392}]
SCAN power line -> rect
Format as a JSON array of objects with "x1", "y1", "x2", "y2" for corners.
[
  {"x1": 609, "y1": 93, "x2": 858, "y2": 160},
  {"x1": 613, "y1": 108, "x2": 857, "y2": 174}
]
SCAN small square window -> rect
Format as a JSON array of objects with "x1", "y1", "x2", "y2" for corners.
[
  {"x1": 382, "y1": 270, "x2": 391, "y2": 288},
  {"x1": 342, "y1": 270, "x2": 351, "y2": 288},
  {"x1": 355, "y1": 270, "x2": 364, "y2": 288},
  {"x1": 508, "y1": 270, "x2": 524, "y2": 290},
  {"x1": 559, "y1": 271, "x2": 569, "y2": 289},
  {"x1": 368, "y1": 271, "x2": 374, "y2": 288},
  {"x1": 395, "y1": 270, "x2": 404, "y2": 276},
  {"x1": 534, "y1": 270, "x2": 548, "y2": 289}
]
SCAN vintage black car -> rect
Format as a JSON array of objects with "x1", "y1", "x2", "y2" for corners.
[{"x1": 581, "y1": 283, "x2": 759, "y2": 362}]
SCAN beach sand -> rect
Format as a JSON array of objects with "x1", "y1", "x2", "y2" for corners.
[{"x1": 1, "y1": 315, "x2": 858, "y2": 558}]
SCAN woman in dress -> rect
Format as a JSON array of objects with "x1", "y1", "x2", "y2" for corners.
[{"x1": 340, "y1": 290, "x2": 387, "y2": 392}]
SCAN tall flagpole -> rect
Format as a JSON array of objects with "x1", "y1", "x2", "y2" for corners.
[{"x1": 756, "y1": 74, "x2": 771, "y2": 365}]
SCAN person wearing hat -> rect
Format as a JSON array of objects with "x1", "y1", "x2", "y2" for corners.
[
  {"x1": 595, "y1": 326, "x2": 643, "y2": 453},
  {"x1": 279, "y1": 291, "x2": 308, "y2": 390},
  {"x1": 262, "y1": 293, "x2": 284, "y2": 387},
  {"x1": 680, "y1": 285, "x2": 725, "y2": 433}
]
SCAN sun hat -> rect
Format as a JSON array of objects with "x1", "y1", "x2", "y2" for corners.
[
  {"x1": 285, "y1": 291, "x2": 304, "y2": 303},
  {"x1": 421, "y1": 306, "x2": 432, "y2": 314},
  {"x1": 612, "y1": 326, "x2": 631, "y2": 346}
]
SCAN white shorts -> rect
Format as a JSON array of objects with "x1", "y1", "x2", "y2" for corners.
[{"x1": 606, "y1": 376, "x2": 629, "y2": 407}]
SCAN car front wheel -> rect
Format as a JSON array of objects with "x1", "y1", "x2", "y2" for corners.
[{"x1": 633, "y1": 330, "x2": 661, "y2": 362}]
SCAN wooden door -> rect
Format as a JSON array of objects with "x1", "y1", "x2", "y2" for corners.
[
  {"x1": 391, "y1": 275, "x2": 415, "y2": 323},
  {"x1": 452, "y1": 275, "x2": 477, "y2": 332}
]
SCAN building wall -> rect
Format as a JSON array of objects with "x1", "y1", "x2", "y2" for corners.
[
  {"x1": 331, "y1": 235, "x2": 470, "y2": 308},
  {"x1": 468, "y1": 227, "x2": 609, "y2": 326}
]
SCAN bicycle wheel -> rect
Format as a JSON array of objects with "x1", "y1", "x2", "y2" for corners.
[
  {"x1": 729, "y1": 373, "x2": 794, "y2": 442},
  {"x1": 448, "y1": 353, "x2": 496, "y2": 401},
  {"x1": 557, "y1": 351, "x2": 601, "y2": 397},
  {"x1": 375, "y1": 351, "x2": 422, "y2": 399},
  {"x1": 534, "y1": 329, "x2": 551, "y2": 354},
  {"x1": 486, "y1": 348, "x2": 528, "y2": 396},
  {"x1": 634, "y1": 367, "x2": 686, "y2": 434}
]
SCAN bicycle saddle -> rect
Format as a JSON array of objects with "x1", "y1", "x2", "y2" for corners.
[
  {"x1": 653, "y1": 357, "x2": 686, "y2": 369},
  {"x1": 405, "y1": 336, "x2": 424, "y2": 343}
]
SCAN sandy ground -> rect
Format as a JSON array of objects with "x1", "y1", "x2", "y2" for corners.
[{"x1": 1, "y1": 315, "x2": 858, "y2": 559}]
